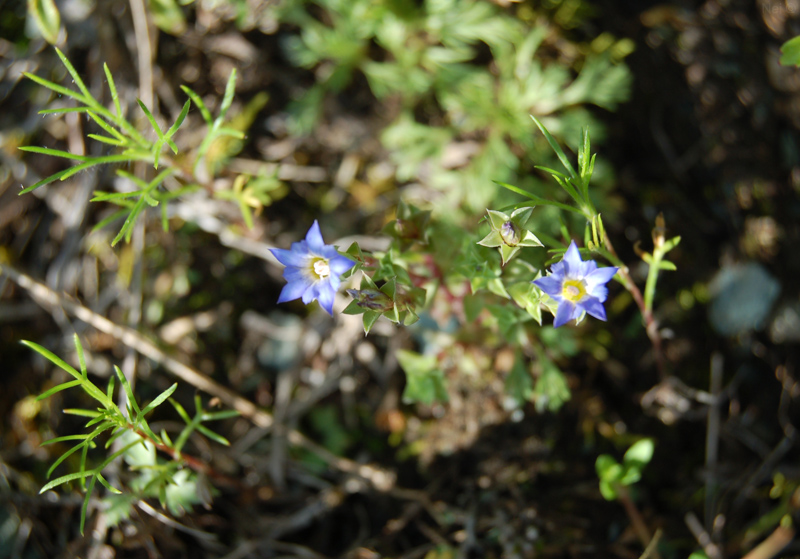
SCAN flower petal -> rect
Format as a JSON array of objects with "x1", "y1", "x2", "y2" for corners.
[
  {"x1": 301, "y1": 282, "x2": 322, "y2": 305},
  {"x1": 305, "y1": 220, "x2": 326, "y2": 252},
  {"x1": 533, "y1": 275, "x2": 563, "y2": 297},
  {"x1": 330, "y1": 255, "x2": 356, "y2": 276},
  {"x1": 553, "y1": 300, "x2": 576, "y2": 328},
  {"x1": 277, "y1": 278, "x2": 311, "y2": 303},
  {"x1": 317, "y1": 283, "x2": 336, "y2": 315},
  {"x1": 561, "y1": 241, "x2": 582, "y2": 276},
  {"x1": 585, "y1": 266, "x2": 618, "y2": 290},
  {"x1": 578, "y1": 296, "x2": 607, "y2": 321},
  {"x1": 271, "y1": 245, "x2": 309, "y2": 267}
]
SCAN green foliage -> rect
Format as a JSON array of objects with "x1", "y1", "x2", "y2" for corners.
[
  {"x1": 25, "y1": 335, "x2": 236, "y2": 534},
  {"x1": 533, "y1": 354, "x2": 571, "y2": 412},
  {"x1": 396, "y1": 349, "x2": 448, "y2": 405},
  {"x1": 27, "y1": 0, "x2": 61, "y2": 44},
  {"x1": 19, "y1": 50, "x2": 262, "y2": 244},
  {"x1": 780, "y1": 35, "x2": 800, "y2": 67},
  {"x1": 280, "y1": 0, "x2": 632, "y2": 212},
  {"x1": 595, "y1": 438, "x2": 655, "y2": 501}
]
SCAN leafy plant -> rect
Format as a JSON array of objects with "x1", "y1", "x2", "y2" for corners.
[
  {"x1": 18, "y1": 49, "x2": 266, "y2": 243},
  {"x1": 26, "y1": 334, "x2": 237, "y2": 533},
  {"x1": 595, "y1": 438, "x2": 655, "y2": 501}
]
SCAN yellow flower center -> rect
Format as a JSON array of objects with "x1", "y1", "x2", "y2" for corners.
[
  {"x1": 310, "y1": 257, "x2": 331, "y2": 280},
  {"x1": 562, "y1": 279, "x2": 586, "y2": 303}
]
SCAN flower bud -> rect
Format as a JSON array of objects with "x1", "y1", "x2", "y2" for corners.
[
  {"x1": 500, "y1": 221, "x2": 521, "y2": 246},
  {"x1": 346, "y1": 288, "x2": 394, "y2": 312}
]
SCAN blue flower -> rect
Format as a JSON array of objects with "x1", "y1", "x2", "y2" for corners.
[
  {"x1": 270, "y1": 221, "x2": 355, "y2": 315},
  {"x1": 532, "y1": 241, "x2": 618, "y2": 328}
]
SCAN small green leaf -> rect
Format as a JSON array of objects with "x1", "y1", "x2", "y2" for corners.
[
  {"x1": 624, "y1": 438, "x2": 655, "y2": 466},
  {"x1": 55, "y1": 47, "x2": 92, "y2": 102},
  {"x1": 79, "y1": 475, "x2": 97, "y2": 534},
  {"x1": 397, "y1": 349, "x2": 448, "y2": 405},
  {"x1": 36, "y1": 379, "x2": 82, "y2": 401},
  {"x1": 137, "y1": 383, "x2": 177, "y2": 421},
  {"x1": 362, "y1": 310, "x2": 381, "y2": 334},
  {"x1": 780, "y1": 36, "x2": 800, "y2": 67},
  {"x1": 40, "y1": 434, "x2": 89, "y2": 446},
  {"x1": 530, "y1": 115, "x2": 577, "y2": 178},
  {"x1": 218, "y1": 69, "x2": 238, "y2": 121},
  {"x1": 27, "y1": 0, "x2": 61, "y2": 44},
  {"x1": 21, "y1": 340, "x2": 81, "y2": 380},
  {"x1": 195, "y1": 423, "x2": 230, "y2": 446},
  {"x1": 505, "y1": 356, "x2": 533, "y2": 407},
  {"x1": 40, "y1": 470, "x2": 94, "y2": 493},
  {"x1": 180, "y1": 85, "x2": 212, "y2": 124},
  {"x1": 534, "y1": 357, "x2": 571, "y2": 412}
]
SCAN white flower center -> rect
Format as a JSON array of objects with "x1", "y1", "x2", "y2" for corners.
[
  {"x1": 562, "y1": 279, "x2": 586, "y2": 303},
  {"x1": 312, "y1": 258, "x2": 330, "y2": 279}
]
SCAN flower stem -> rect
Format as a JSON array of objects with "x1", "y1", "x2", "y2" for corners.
[{"x1": 601, "y1": 231, "x2": 665, "y2": 379}]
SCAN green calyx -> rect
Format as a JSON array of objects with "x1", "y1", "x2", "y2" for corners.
[{"x1": 477, "y1": 207, "x2": 543, "y2": 265}]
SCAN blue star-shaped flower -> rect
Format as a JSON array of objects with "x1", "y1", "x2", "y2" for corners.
[
  {"x1": 532, "y1": 241, "x2": 618, "y2": 328},
  {"x1": 270, "y1": 221, "x2": 355, "y2": 315}
]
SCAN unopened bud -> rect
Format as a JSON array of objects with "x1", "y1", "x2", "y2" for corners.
[
  {"x1": 346, "y1": 288, "x2": 394, "y2": 312},
  {"x1": 500, "y1": 221, "x2": 521, "y2": 246}
]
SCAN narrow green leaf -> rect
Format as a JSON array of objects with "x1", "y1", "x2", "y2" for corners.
[
  {"x1": 45, "y1": 441, "x2": 85, "y2": 478},
  {"x1": 216, "y1": 127, "x2": 245, "y2": 139},
  {"x1": 114, "y1": 365, "x2": 141, "y2": 417},
  {"x1": 111, "y1": 197, "x2": 147, "y2": 246},
  {"x1": 530, "y1": 115, "x2": 577, "y2": 178},
  {"x1": 103, "y1": 63, "x2": 122, "y2": 119},
  {"x1": 86, "y1": 134, "x2": 124, "y2": 147},
  {"x1": 38, "y1": 107, "x2": 91, "y2": 115},
  {"x1": 137, "y1": 383, "x2": 178, "y2": 420},
  {"x1": 160, "y1": 429, "x2": 173, "y2": 447},
  {"x1": 18, "y1": 168, "x2": 70, "y2": 195},
  {"x1": 95, "y1": 473, "x2": 122, "y2": 495},
  {"x1": 62, "y1": 408, "x2": 101, "y2": 418},
  {"x1": 58, "y1": 153, "x2": 151, "y2": 182},
  {"x1": 40, "y1": 470, "x2": 94, "y2": 493},
  {"x1": 493, "y1": 181, "x2": 583, "y2": 215},
  {"x1": 55, "y1": 47, "x2": 93, "y2": 102},
  {"x1": 103, "y1": 428, "x2": 128, "y2": 449},
  {"x1": 161, "y1": 202, "x2": 169, "y2": 232},
  {"x1": 137, "y1": 99, "x2": 165, "y2": 140},
  {"x1": 86, "y1": 111, "x2": 128, "y2": 142},
  {"x1": 180, "y1": 85, "x2": 212, "y2": 124},
  {"x1": 533, "y1": 165, "x2": 568, "y2": 179},
  {"x1": 79, "y1": 475, "x2": 97, "y2": 535},
  {"x1": 23, "y1": 72, "x2": 89, "y2": 104},
  {"x1": 201, "y1": 409, "x2": 240, "y2": 421},
  {"x1": 195, "y1": 424, "x2": 230, "y2": 446},
  {"x1": 218, "y1": 68, "x2": 237, "y2": 121},
  {"x1": 91, "y1": 189, "x2": 145, "y2": 202},
  {"x1": 92, "y1": 208, "x2": 128, "y2": 234},
  {"x1": 18, "y1": 146, "x2": 90, "y2": 161},
  {"x1": 106, "y1": 373, "x2": 115, "y2": 402},
  {"x1": 20, "y1": 340, "x2": 81, "y2": 380},
  {"x1": 36, "y1": 379, "x2": 82, "y2": 401},
  {"x1": 165, "y1": 99, "x2": 191, "y2": 139},
  {"x1": 115, "y1": 169, "x2": 149, "y2": 188},
  {"x1": 169, "y1": 398, "x2": 192, "y2": 424},
  {"x1": 40, "y1": 434, "x2": 89, "y2": 446}
]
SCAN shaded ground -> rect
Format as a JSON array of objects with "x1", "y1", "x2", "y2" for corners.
[{"x1": 2, "y1": 1, "x2": 800, "y2": 558}]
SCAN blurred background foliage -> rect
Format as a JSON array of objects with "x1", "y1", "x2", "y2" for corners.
[{"x1": 3, "y1": 0, "x2": 800, "y2": 558}]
